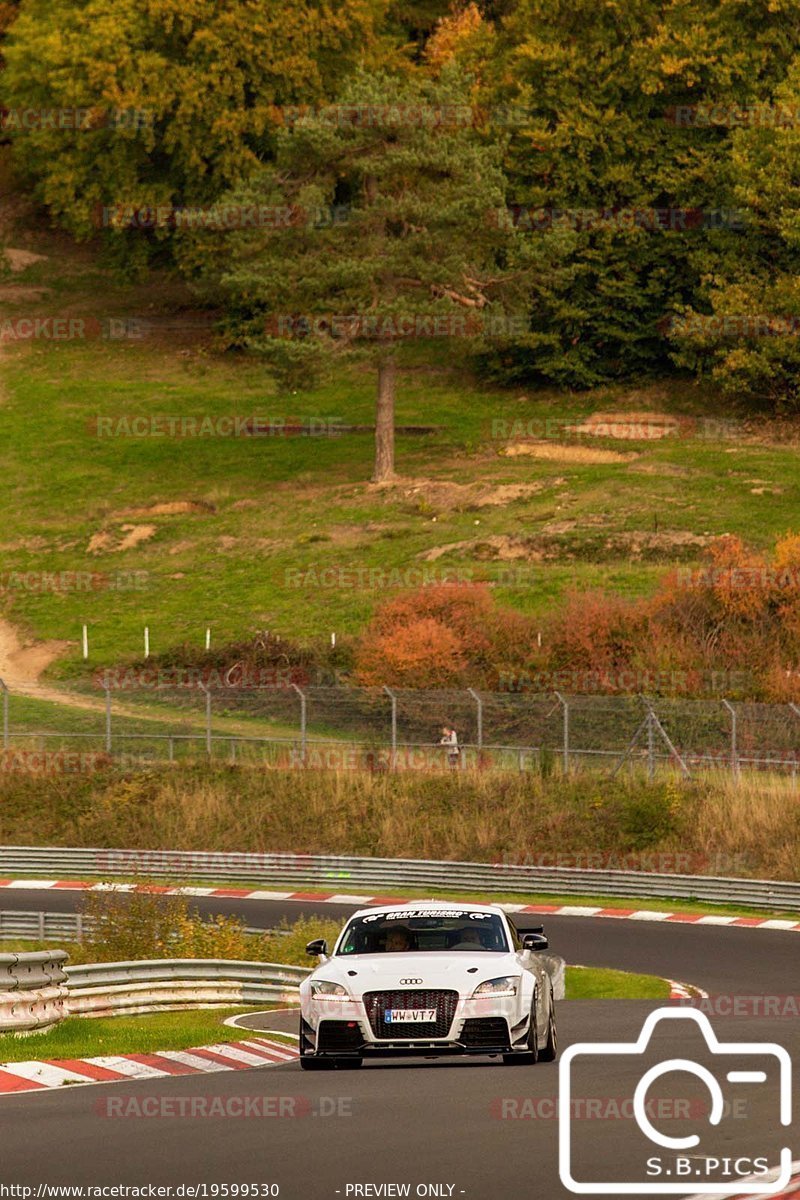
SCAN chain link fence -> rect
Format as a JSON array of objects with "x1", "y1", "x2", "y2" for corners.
[{"x1": 1, "y1": 680, "x2": 799, "y2": 782}]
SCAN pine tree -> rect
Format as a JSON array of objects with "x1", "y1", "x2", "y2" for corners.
[{"x1": 218, "y1": 67, "x2": 550, "y2": 480}]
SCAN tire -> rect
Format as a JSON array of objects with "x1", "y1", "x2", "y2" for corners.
[
  {"x1": 298, "y1": 1016, "x2": 334, "y2": 1070},
  {"x1": 539, "y1": 1002, "x2": 558, "y2": 1062},
  {"x1": 503, "y1": 996, "x2": 540, "y2": 1065}
]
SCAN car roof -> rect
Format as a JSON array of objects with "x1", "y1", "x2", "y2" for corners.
[{"x1": 349, "y1": 899, "x2": 506, "y2": 920}]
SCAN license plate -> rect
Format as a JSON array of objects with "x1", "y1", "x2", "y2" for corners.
[{"x1": 385, "y1": 1008, "x2": 437, "y2": 1023}]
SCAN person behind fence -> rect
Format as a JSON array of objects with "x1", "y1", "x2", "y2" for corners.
[{"x1": 440, "y1": 724, "x2": 460, "y2": 769}]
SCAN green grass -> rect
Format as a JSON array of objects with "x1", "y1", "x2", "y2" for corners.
[
  {"x1": 0, "y1": 1007, "x2": 274, "y2": 1062},
  {"x1": 565, "y1": 966, "x2": 672, "y2": 1000},
  {"x1": 1, "y1": 236, "x2": 798, "y2": 687}
]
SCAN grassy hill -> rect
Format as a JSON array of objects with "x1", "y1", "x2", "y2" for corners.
[{"x1": 1, "y1": 206, "x2": 798, "y2": 684}]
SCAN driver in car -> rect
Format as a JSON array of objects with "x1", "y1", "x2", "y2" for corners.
[
  {"x1": 450, "y1": 926, "x2": 487, "y2": 950},
  {"x1": 384, "y1": 927, "x2": 413, "y2": 952}
]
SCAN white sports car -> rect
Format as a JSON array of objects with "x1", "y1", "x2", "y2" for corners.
[{"x1": 298, "y1": 900, "x2": 558, "y2": 1069}]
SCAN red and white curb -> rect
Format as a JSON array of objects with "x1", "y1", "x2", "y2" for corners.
[
  {"x1": 0, "y1": 1037, "x2": 298, "y2": 1095},
  {"x1": 1, "y1": 879, "x2": 798, "y2": 932}
]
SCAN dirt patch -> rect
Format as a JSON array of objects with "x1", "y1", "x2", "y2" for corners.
[
  {"x1": 0, "y1": 619, "x2": 69, "y2": 687},
  {"x1": 422, "y1": 536, "x2": 541, "y2": 563},
  {"x1": 0, "y1": 284, "x2": 50, "y2": 303},
  {"x1": 421, "y1": 528, "x2": 715, "y2": 565},
  {"x1": 371, "y1": 477, "x2": 565, "y2": 512},
  {"x1": 564, "y1": 411, "x2": 692, "y2": 440},
  {"x1": 3, "y1": 248, "x2": 47, "y2": 274},
  {"x1": 502, "y1": 442, "x2": 635, "y2": 464},
  {"x1": 627, "y1": 462, "x2": 696, "y2": 478},
  {"x1": 115, "y1": 500, "x2": 215, "y2": 518},
  {"x1": 87, "y1": 524, "x2": 156, "y2": 554},
  {"x1": 168, "y1": 539, "x2": 197, "y2": 556},
  {"x1": 231, "y1": 499, "x2": 259, "y2": 511}
]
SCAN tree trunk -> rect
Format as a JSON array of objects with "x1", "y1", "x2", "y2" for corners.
[{"x1": 372, "y1": 357, "x2": 396, "y2": 482}]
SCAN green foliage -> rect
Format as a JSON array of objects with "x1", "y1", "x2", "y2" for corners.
[
  {"x1": 257, "y1": 916, "x2": 344, "y2": 965},
  {"x1": 215, "y1": 66, "x2": 552, "y2": 390},
  {"x1": 82, "y1": 886, "x2": 253, "y2": 961},
  {"x1": 4, "y1": 0, "x2": 386, "y2": 244}
]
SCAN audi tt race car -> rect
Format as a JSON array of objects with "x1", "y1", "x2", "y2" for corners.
[{"x1": 298, "y1": 900, "x2": 558, "y2": 1069}]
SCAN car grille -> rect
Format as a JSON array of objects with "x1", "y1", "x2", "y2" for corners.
[
  {"x1": 459, "y1": 1017, "x2": 510, "y2": 1048},
  {"x1": 317, "y1": 1021, "x2": 366, "y2": 1052},
  {"x1": 363, "y1": 989, "x2": 458, "y2": 1040}
]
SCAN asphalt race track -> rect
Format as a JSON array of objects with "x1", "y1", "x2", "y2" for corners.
[{"x1": 2, "y1": 889, "x2": 798, "y2": 1200}]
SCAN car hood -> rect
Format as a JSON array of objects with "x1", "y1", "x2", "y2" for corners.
[{"x1": 310, "y1": 952, "x2": 521, "y2": 993}]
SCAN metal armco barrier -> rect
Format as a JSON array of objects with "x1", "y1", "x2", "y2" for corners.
[
  {"x1": 0, "y1": 844, "x2": 797, "y2": 911},
  {"x1": 0, "y1": 910, "x2": 283, "y2": 944},
  {"x1": 0, "y1": 950, "x2": 69, "y2": 1033},
  {"x1": 65, "y1": 958, "x2": 309, "y2": 1017},
  {"x1": 63, "y1": 955, "x2": 567, "y2": 1017}
]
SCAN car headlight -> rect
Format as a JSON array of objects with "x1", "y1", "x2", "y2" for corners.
[
  {"x1": 310, "y1": 980, "x2": 350, "y2": 1000},
  {"x1": 472, "y1": 976, "x2": 520, "y2": 998}
]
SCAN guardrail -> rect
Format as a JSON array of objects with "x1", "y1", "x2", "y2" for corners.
[
  {"x1": 0, "y1": 844, "x2": 797, "y2": 912},
  {"x1": 65, "y1": 958, "x2": 308, "y2": 1017},
  {"x1": 64, "y1": 955, "x2": 567, "y2": 1017},
  {"x1": 0, "y1": 910, "x2": 285, "y2": 944},
  {"x1": 0, "y1": 950, "x2": 69, "y2": 1033}
]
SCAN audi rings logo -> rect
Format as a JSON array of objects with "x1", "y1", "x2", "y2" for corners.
[{"x1": 400, "y1": 978, "x2": 423, "y2": 985}]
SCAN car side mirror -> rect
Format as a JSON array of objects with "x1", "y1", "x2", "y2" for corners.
[
  {"x1": 305, "y1": 938, "x2": 328, "y2": 957},
  {"x1": 522, "y1": 932, "x2": 549, "y2": 952}
]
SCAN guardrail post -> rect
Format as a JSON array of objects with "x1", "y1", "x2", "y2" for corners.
[
  {"x1": 104, "y1": 680, "x2": 112, "y2": 753},
  {"x1": 291, "y1": 683, "x2": 307, "y2": 765},
  {"x1": 383, "y1": 686, "x2": 397, "y2": 769},
  {"x1": 722, "y1": 699, "x2": 739, "y2": 781},
  {"x1": 468, "y1": 688, "x2": 483, "y2": 765},
  {"x1": 554, "y1": 691, "x2": 569, "y2": 774},
  {"x1": 0, "y1": 678, "x2": 8, "y2": 752}
]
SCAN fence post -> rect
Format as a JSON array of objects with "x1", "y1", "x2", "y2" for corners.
[
  {"x1": 722, "y1": 699, "x2": 739, "y2": 781},
  {"x1": 789, "y1": 704, "x2": 800, "y2": 787},
  {"x1": 647, "y1": 709, "x2": 655, "y2": 781},
  {"x1": 104, "y1": 681, "x2": 112, "y2": 753},
  {"x1": 383, "y1": 686, "x2": 397, "y2": 770},
  {"x1": 468, "y1": 687, "x2": 483, "y2": 767},
  {"x1": 82, "y1": 624, "x2": 89, "y2": 660},
  {"x1": 201, "y1": 684, "x2": 212, "y2": 756},
  {"x1": 554, "y1": 691, "x2": 569, "y2": 774},
  {"x1": 291, "y1": 683, "x2": 307, "y2": 765},
  {"x1": 0, "y1": 678, "x2": 8, "y2": 751}
]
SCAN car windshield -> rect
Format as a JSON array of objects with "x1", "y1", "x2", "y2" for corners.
[{"x1": 335, "y1": 910, "x2": 509, "y2": 955}]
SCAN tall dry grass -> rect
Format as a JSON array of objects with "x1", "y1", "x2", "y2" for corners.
[{"x1": 0, "y1": 764, "x2": 797, "y2": 879}]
